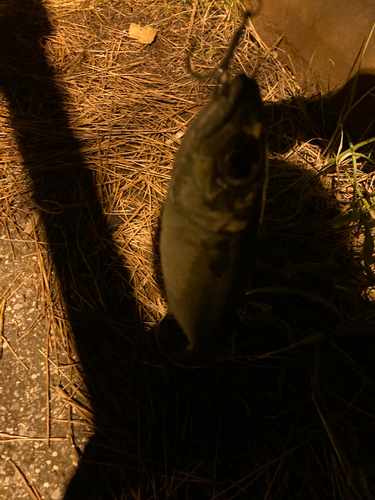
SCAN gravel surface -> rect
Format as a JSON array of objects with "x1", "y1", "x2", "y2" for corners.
[{"x1": 0, "y1": 227, "x2": 93, "y2": 500}]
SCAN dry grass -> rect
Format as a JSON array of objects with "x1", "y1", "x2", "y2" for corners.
[{"x1": 1, "y1": 0, "x2": 375, "y2": 498}]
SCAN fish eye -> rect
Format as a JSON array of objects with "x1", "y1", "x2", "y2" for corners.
[
  {"x1": 226, "y1": 150, "x2": 251, "y2": 179},
  {"x1": 223, "y1": 142, "x2": 261, "y2": 182}
]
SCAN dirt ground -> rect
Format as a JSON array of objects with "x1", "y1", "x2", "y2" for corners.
[{"x1": 1, "y1": 1, "x2": 375, "y2": 499}]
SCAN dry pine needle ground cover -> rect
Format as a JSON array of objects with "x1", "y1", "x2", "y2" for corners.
[{"x1": 1, "y1": 0, "x2": 375, "y2": 499}]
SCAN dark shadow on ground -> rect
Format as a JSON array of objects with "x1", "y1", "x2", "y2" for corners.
[
  {"x1": 265, "y1": 72, "x2": 375, "y2": 153},
  {"x1": 0, "y1": 1, "x2": 139, "y2": 497},
  {"x1": 1, "y1": 2, "x2": 375, "y2": 499},
  {"x1": 319, "y1": 72, "x2": 375, "y2": 144}
]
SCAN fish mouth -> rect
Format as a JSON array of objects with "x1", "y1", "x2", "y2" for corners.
[
  {"x1": 223, "y1": 74, "x2": 261, "y2": 108},
  {"x1": 195, "y1": 73, "x2": 263, "y2": 153},
  {"x1": 217, "y1": 74, "x2": 263, "y2": 127}
]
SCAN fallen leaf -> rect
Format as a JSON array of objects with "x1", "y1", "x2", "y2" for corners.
[{"x1": 129, "y1": 23, "x2": 157, "y2": 45}]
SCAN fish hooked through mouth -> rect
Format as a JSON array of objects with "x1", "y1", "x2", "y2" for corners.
[{"x1": 160, "y1": 10, "x2": 268, "y2": 357}]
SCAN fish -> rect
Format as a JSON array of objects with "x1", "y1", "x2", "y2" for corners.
[{"x1": 160, "y1": 18, "x2": 267, "y2": 355}]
